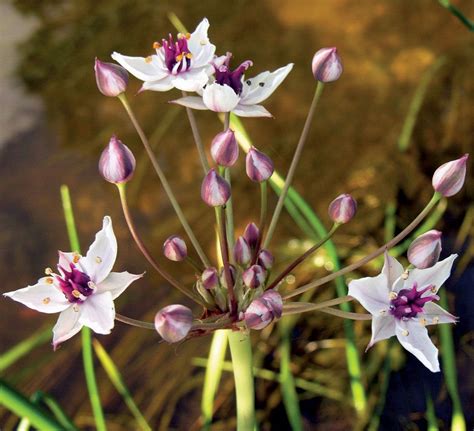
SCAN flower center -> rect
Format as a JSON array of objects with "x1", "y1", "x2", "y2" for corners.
[
  {"x1": 214, "y1": 53, "x2": 253, "y2": 95},
  {"x1": 161, "y1": 33, "x2": 192, "y2": 74},
  {"x1": 389, "y1": 282, "x2": 438, "y2": 320},
  {"x1": 55, "y1": 263, "x2": 94, "y2": 303}
]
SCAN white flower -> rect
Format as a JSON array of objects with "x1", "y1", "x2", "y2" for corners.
[
  {"x1": 172, "y1": 53, "x2": 293, "y2": 117},
  {"x1": 4, "y1": 216, "x2": 143, "y2": 349},
  {"x1": 348, "y1": 252, "x2": 457, "y2": 372},
  {"x1": 111, "y1": 18, "x2": 216, "y2": 92}
]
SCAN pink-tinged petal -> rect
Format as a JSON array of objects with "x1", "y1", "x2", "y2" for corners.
[
  {"x1": 240, "y1": 64, "x2": 293, "y2": 106},
  {"x1": 404, "y1": 254, "x2": 457, "y2": 293},
  {"x1": 348, "y1": 273, "x2": 389, "y2": 315},
  {"x1": 187, "y1": 18, "x2": 211, "y2": 54},
  {"x1": 202, "y1": 83, "x2": 240, "y2": 112},
  {"x1": 53, "y1": 306, "x2": 83, "y2": 349},
  {"x1": 172, "y1": 69, "x2": 210, "y2": 92},
  {"x1": 422, "y1": 302, "x2": 458, "y2": 325},
  {"x1": 58, "y1": 251, "x2": 78, "y2": 269},
  {"x1": 366, "y1": 316, "x2": 396, "y2": 351},
  {"x1": 111, "y1": 52, "x2": 167, "y2": 82},
  {"x1": 191, "y1": 44, "x2": 216, "y2": 69},
  {"x1": 82, "y1": 216, "x2": 117, "y2": 284},
  {"x1": 97, "y1": 271, "x2": 144, "y2": 300},
  {"x1": 141, "y1": 75, "x2": 174, "y2": 92},
  {"x1": 233, "y1": 104, "x2": 273, "y2": 118},
  {"x1": 79, "y1": 291, "x2": 115, "y2": 335},
  {"x1": 382, "y1": 252, "x2": 404, "y2": 288},
  {"x1": 4, "y1": 282, "x2": 69, "y2": 314},
  {"x1": 171, "y1": 96, "x2": 208, "y2": 110},
  {"x1": 395, "y1": 319, "x2": 440, "y2": 372}
]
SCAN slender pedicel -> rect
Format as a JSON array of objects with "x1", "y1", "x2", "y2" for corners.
[
  {"x1": 266, "y1": 223, "x2": 339, "y2": 290},
  {"x1": 283, "y1": 307, "x2": 372, "y2": 320},
  {"x1": 115, "y1": 313, "x2": 155, "y2": 330},
  {"x1": 263, "y1": 82, "x2": 325, "y2": 248},
  {"x1": 222, "y1": 113, "x2": 236, "y2": 252},
  {"x1": 117, "y1": 93, "x2": 210, "y2": 267},
  {"x1": 283, "y1": 193, "x2": 441, "y2": 299},
  {"x1": 282, "y1": 296, "x2": 354, "y2": 314},
  {"x1": 117, "y1": 184, "x2": 205, "y2": 305}
]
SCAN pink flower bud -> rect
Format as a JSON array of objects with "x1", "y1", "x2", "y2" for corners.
[
  {"x1": 246, "y1": 147, "x2": 274, "y2": 182},
  {"x1": 201, "y1": 169, "x2": 231, "y2": 206},
  {"x1": 328, "y1": 194, "x2": 357, "y2": 224},
  {"x1": 242, "y1": 265, "x2": 266, "y2": 289},
  {"x1": 244, "y1": 290, "x2": 282, "y2": 329},
  {"x1": 257, "y1": 249, "x2": 274, "y2": 270},
  {"x1": 220, "y1": 265, "x2": 236, "y2": 289},
  {"x1": 432, "y1": 154, "x2": 469, "y2": 197},
  {"x1": 407, "y1": 230, "x2": 442, "y2": 269},
  {"x1": 202, "y1": 267, "x2": 219, "y2": 290},
  {"x1": 261, "y1": 290, "x2": 283, "y2": 319},
  {"x1": 99, "y1": 135, "x2": 136, "y2": 184},
  {"x1": 211, "y1": 129, "x2": 239, "y2": 167},
  {"x1": 154, "y1": 304, "x2": 193, "y2": 343},
  {"x1": 243, "y1": 222, "x2": 260, "y2": 250},
  {"x1": 311, "y1": 47, "x2": 343, "y2": 83},
  {"x1": 163, "y1": 235, "x2": 187, "y2": 261},
  {"x1": 234, "y1": 236, "x2": 251, "y2": 265},
  {"x1": 94, "y1": 58, "x2": 129, "y2": 97}
]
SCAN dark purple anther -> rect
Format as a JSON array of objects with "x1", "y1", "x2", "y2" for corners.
[
  {"x1": 214, "y1": 52, "x2": 253, "y2": 95},
  {"x1": 389, "y1": 283, "x2": 438, "y2": 320}
]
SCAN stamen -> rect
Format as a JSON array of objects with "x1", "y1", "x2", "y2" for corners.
[
  {"x1": 72, "y1": 290, "x2": 81, "y2": 298},
  {"x1": 45, "y1": 277, "x2": 54, "y2": 284},
  {"x1": 246, "y1": 80, "x2": 252, "y2": 85},
  {"x1": 153, "y1": 41, "x2": 161, "y2": 49},
  {"x1": 95, "y1": 256, "x2": 102, "y2": 264},
  {"x1": 42, "y1": 297, "x2": 51, "y2": 304},
  {"x1": 258, "y1": 82, "x2": 265, "y2": 87},
  {"x1": 73, "y1": 305, "x2": 80, "y2": 312},
  {"x1": 420, "y1": 317, "x2": 427, "y2": 326},
  {"x1": 432, "y1": 316, "x2": 439, "y2": 324},
  {"x1": 401, "y1": 270, "x2": 409, "y2": 280},
  {"x1": 185, "y1": 32, "x2": 191, "y2": 39},
  {"x1": 379, "y1": 309, "x2": 387, "y2": 315},
  {"x1": 431, "y1": 286, "x2": 437, "y2": 293},
  {"x1": 185, "y1": 53, "x2": 193, "y2": 59},
  {"x1": 389, "y1": 291, "x2": 398, "y2": 300},
  {"x1": 401, "y1": 329, "x2": 409, "y2": 336},
  {"x1": 176, "y1": 53, "x2": 184, "y2": 62},
  {"x1": 73, "y1": 254, "x2": 80, "y2": 264},
  {"x1": 45, "y1": 267, "x2": 53, "y2": 275},
  {"x1": 145, "y1": 56, "x2": 153, "y2": 64}
]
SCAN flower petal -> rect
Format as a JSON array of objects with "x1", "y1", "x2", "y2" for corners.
[
  {"x1": 202, "y1": 83, "x2": 240, "y2": 113},
  {"x1": 53, "y1": 306, "x2": 83, "y2": 349},
  {"x1": 233, "y1": 104, "x2": 273, "y2": 118},
  {"x1": 422, "y1": 302, "x2": 458, "y2": 325},
  {"x1": 240, "y1": 63, "x2": 293, "y2": 106},
  {"x1": 4, "y1": 282, "x2": 69, "y2": 314},
  {"x1": 172, "y1": 69, "x2": 210, "y2": 92},
  {"x1": 81, "y1": 216, "x2": 117, "y2": 284},
  {"x1": 404, "y1": 254, "x2": 457, "y2": 293},
  {"x1": 367, "y1": 316, "x2": 396, "y2": 350},
  {"x1": 141, "y1": 75, "x2": 174, "y2": 92},
  {"x1": 79, "y1": 291, "x2": 115, "y2": 335},
  {"x1": 111, "y1": 52, "x2": 167, "y2": 81},
  {"x1": 348, "y1": 272, "x2": 389, "y2": 315},
  {"x1": 171, "y1": 96, "x2": 208, "y2": 110},
  {"x1": 395, "y1": 319, "x2": 440, "y2": 372},
  {"x1": 382, "y1": 252, "x2": 404, "y2": 288},
  {"x1": 97, "y1": 271, "x2": 144, "y2": 299},
  {"x1": 187, "y1": 18, "x2": 211, "y2": 54}
]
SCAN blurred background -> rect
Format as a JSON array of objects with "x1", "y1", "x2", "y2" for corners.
[{"x1": 0, "y1": 0, "x2": 472, "y2": 429}]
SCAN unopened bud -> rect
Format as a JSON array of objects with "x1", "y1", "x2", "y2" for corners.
[
  {"x1": 311, "y1": 47, "x2": 343, "y2": 83},
  {"x1": 211, "y1": 129, "x2": 239, "y2": 167},
  {"x1": 201, "y1": 267, "x2": 219, "y2": 290},
  {"x1": 432, "y1": 154, "x2": 469, "y2": 197},
  {"x1": 328, "y1": 194, "x2": 357, "y2": 224},
  {"x1": 244, "y1": 290, "x2": 282, "y2": 330},
  {"x1": 201, "y1": 168, "x2": 231, "y2": 206},
  {"x1": 246, "y1": 147, "x2": 274, "y2": 182},
  {"x1": 407, "y1": 230, "x2": 442, "y2": 269},
  {"x1": 260, "y1": 290, "x2": 283, "y2": 319},
  {"x1": 243, "y1": 222, "x2": 260, "y2": 250},
  {"x1": 220, "y1": 265, "x2": 236, "y2": 289},
  {"x1": 154, "y1": 304, "x2": 193, "y2": 343},
  {"x1": 94, "y1": 58, "x2": 129, "y2": 97},
  {"x1": 242, "y1": 265, "x2": 266, "y2": 289},
  {"x1": 257, "y1": 249, "x2": 274, "y2": 270},
  {"x1": 234, "y1": 237, "x2": 251, "y2": 265},
  {"x1": 99, "y1": 135, "x2": 136, "y2": 184},
  {"x1": 163, "y1": 235, "x2": 187, "y2": 261}
]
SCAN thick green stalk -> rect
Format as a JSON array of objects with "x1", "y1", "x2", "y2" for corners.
[
  {"x1": 60, "y1": 185, "x2": 107, "y2": 431},
  {"x1": 228, "y1": 331, "x2": 255, "y2": 431}
]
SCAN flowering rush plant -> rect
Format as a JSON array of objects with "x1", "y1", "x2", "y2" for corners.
[{"x1": 4, "y1": 17, "x2": 469, "y2": 430}]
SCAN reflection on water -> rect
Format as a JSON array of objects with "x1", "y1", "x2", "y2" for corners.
[{"x1": 1, "y1": 0, "x2": 473, "y2": 429}]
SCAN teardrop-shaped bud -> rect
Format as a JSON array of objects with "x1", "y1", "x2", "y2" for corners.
[
  {"x1": 407, "y1": 230, "x2": 442, "y2": 269},
  {"x1": 154, "y1": 304, "x2": 193, "y2": 343},
  {"x1": 432, "y1": 154, "x2": 469, "y2": 197},
  {"x1": 234, "y1": 236, "x2": 251, "y2": 265},
  {"x1": 201, "y1": 267, "x2": 219, "y2": 290},
  {"x1": 163, "y1": 235, "x2": 187, "y2": 262},
  {"x1": 201, "y1": 168, "x2": 231, "y2": 206},
  {"x1": 99, "y1": 135, "x2": 136, "y2": 184},
  {"x1": 246, "y1": 147, "x2": 274, "y2": 182},
  {"x1": 261, "y1": 290, "x2": 283, "y2": 319},
  {"x1": 243, "y1": 222, "x2": 260, "y2": 250},
  {"x1": 244, "y1": 290, "x2": 282, "y2": 330},
  {"x1": 94, "y1": 58, "x2": 129, "y2": 97},
  {"x1": 257, "y1": 249, "x2": 274, "y2": 270},
  {"x1": 311, "y1": 47, "x2": 343, "y2": 83},
  {"x1": 219, "y1": 265, "x2": 236, "y2": 289},
  {"x1": 242, "y1": 265, "x2": 266, "y2": 289},
  {"x1": 211, "y1": 129, "x2": 239, "y2": 167},
  {"x1": 328, "y1": 194, "x2": 357, "y2": 224}
]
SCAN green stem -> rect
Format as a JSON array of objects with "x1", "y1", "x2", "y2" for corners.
[
  {"x1": 60, "y1": 185, "x2": 107, "y2": 431},
  {"x1": 259, "y1": 181, "x2": 268, "y2": 234},
  {"x1": 438, "y1": 1, "x2": 474, "y2": 31},
  {"x1": 225, "y1": 168, "x2": 236, "y2": 255},
  {"x1": 228, "y1": 331, "x2": 255, "y2": 431}
]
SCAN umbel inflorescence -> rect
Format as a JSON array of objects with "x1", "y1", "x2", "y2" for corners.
[{"x1": 4, "y1": 18, "x2": 469, "y2": 373}]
